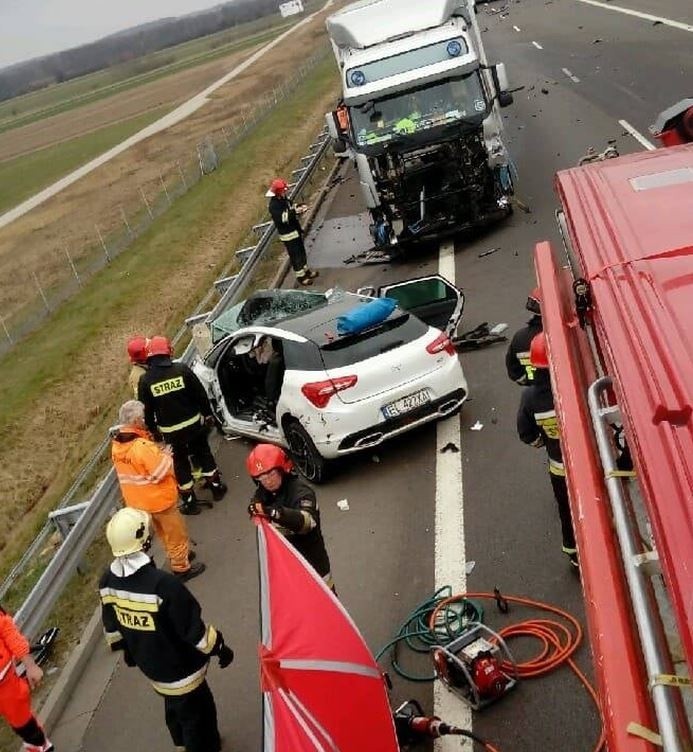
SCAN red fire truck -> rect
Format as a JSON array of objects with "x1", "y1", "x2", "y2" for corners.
[{"x1": 535, "y1": 101, "x2": 693, "y2": 751}]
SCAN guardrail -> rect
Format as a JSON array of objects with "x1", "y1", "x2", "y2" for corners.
[{"x1": 11, "y1": 124, "x2": 332, "y2": 639}]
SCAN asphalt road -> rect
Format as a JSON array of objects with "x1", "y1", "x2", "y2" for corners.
[{"x1": 50, "y1": 1, "x2": 692, "y2": 750}]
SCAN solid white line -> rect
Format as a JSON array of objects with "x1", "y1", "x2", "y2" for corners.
[
  {"x1": 513, "y1": 25, "x2": 521, "y2": 31},
  {"x1": 618, "y1": 119, "x2": 656, "y2": 150},
  {"x1": 561, "y1": 67, "x2": 581, "y2": 83},
  {"x1": 0, "y1": 0, "x2": 333, "y2": 232},
  {"x1": 532, "y1": 40, "x2": 543, "y2": 49},
  {"x1": 575, "y1": 0, "x2": 693, "y2": 33},
  {"x1": 434, "y1": 239, "x2": 472, "y2": 751}
]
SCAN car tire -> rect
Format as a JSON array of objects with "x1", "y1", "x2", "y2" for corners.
[{"x1": 284, "y1": 420, "x2": 329, "y2": 484}]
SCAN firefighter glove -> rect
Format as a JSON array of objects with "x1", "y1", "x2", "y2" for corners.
[
  {"x1": 211, "y1": 631, "x2": 234, "y2": 669},
  {"x1": 248, "y1": 502, "x2": 274, "y2": 519}
]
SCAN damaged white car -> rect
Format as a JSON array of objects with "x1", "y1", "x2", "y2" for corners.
[{"x1": 192, "y1": 275, "x2": 468, "y2": 482}]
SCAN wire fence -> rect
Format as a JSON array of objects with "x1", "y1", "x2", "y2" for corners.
[{"x1": 0, "y1": 46, "x2": 329, "y2": 359}]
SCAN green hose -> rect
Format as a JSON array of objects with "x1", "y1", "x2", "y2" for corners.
[{"x1": 375, "y1": 586, "x2": 484, "y2": 682}]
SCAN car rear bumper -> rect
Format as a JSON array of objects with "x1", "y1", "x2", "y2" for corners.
[{"x1": 330, "y1": 388, "x2": 467, "y2": 454}]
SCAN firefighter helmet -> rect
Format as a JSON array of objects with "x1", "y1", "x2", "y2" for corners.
[
  {"x1": 529, "y1": 332, "x2": 549, "y2": 369},
  {"x1": 147, "y1": 335, "x2": 172, "y2": 357},
  {"x1": 106, "y1": 508, "x2": 152, "y2": 557},
  {"x1": 266, "y1": 178, "x2": 289, "y2": 198},
  {"x1": 246, "y1": 444, "x2": 293, "y2": 478},
  {"x1": 526, "y1": 287, "x2": 542, "y2": 315},
  {"x1": 127, "y1": 335, "x2": 148, "y2": 364}
]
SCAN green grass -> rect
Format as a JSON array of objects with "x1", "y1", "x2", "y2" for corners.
[
  {"x1": 0, "y1": 107, "x2": 168, "y2": 214},
  {"x1": 0, "y1": 21, "x2": 291, "y2": 135},
  {"x1": 0, "y1": 54, "x2": 339, "y2": 513}
]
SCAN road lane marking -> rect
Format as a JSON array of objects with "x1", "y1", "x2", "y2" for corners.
[
  {"x1": 562, "y1": 67, "x2": 581, "y2": 83},
  {"x1": 575, "y1": 0, "x2": 693, "y2": 33},
  {"x1": 435, "y1": 239, "x2": 472, "y2": 751},
  {"x1": 532, "y1": 40, "x2": 544, "y2": 49},
  {"x1": 513, "y1": 25, "x2": 521, "y2": 31},
  {"x1": 618, "y1": 119, "x2": 657, "y2": 150}
]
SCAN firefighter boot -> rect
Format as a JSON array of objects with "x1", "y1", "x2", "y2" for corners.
[
  {"x1": 175, "y1": 561, "x2": 207, "y2": 583},
  {"x1": 179, "y1": 490, "x2": 201, "y2": 515},
  {"x1": 205, "y1": 471, "x2": 228, "y2": 501}
]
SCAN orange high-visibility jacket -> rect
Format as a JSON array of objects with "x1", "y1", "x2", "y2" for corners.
[
  {"x1": 0, "y1": 608, "x2": 29, "y2": 682},
  {"x1": 111, "y1": 425, "x2": 178, "y2": 513}
]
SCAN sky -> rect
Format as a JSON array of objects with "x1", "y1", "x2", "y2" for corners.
[{"x1": 0, "y1": 0, "x2": 227, "y2": 69}]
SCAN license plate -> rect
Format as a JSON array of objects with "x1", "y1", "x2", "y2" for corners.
[{"x1": 382, "y1": 389, "x2": 430, "y2": 419}]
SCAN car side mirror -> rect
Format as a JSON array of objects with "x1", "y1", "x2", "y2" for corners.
[{"x1": 325, "y1": 111, "x2": 341, "y2": 140}]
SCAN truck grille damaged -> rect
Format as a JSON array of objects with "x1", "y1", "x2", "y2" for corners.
[{"x1": 372, "y1": 131, "x2": 512, "y2": 240}]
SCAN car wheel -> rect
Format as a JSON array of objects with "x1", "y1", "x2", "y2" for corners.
[{"x1": 284, "y1": 420, "x2": 329, "y2": 484}]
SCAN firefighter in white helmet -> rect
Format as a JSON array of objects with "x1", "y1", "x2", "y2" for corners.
[{"x1": 99, "y1": 509, "x2": 233, "y2": 752}]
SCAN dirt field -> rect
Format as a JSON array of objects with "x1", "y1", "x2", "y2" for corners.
[
  {"x1": 0, "y1": 7, "x2": 343, "y2": 561},
  {"x1": 0, "y1": 10, "x2": 339, "y2": 318},
  {"x1": 0, "y1": 42, "x2": 261, "y2": 163}
]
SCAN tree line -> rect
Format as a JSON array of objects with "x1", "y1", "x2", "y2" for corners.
[{"x1": 0, "y1": 0, "x2": 285, "y2": 103}]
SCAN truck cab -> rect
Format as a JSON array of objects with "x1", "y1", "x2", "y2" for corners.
[{"x1": 325, "y1": 0, "x2": 514, "y2": 251}]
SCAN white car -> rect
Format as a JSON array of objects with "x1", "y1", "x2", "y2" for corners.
[{"x1": 192, "y1": 274, "x2": 468, "y2": 482}]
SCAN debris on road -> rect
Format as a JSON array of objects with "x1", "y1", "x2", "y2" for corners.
[
  {"x1": 337, "y1": 499, "x2": 350, "y2": 511},
  {"x1": 465, "y1": 561, "x2": 476, "y2": 575},
  {"x1": 372, "y1": 455, "x2": 381, "y2": 463},
  {"x1": 441, "y1": 442, "x2": 460, "y2": 454},
  {"x1": 541, "y1": 88, "x2": 549, "y2": 95},
  {"x1": 470, "y1": 421, "x2": 484, "y2": 431},
  {"x1": 479, "y1": 247, "x2": 500, "y2": 258}
]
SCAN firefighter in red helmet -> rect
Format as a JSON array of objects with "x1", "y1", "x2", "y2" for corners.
[
  {"x1": 138, "y1": 336, "x2": 227, "y2": 515},
  {"x1": 246, "y1": 444, "x2": 334, "y2": 590},
  {"x1": 517, "y1": 333, "x2": 577, "y2": 568},
  {"x1": 505, "y1": 288, "x2": 543, "y2": 386},
  {"x1": 266, "y1": 178, "x2": 319, "y2": 287},
  {"x1": 127, "y1": 335, "x2": 150, "y2": 398}
]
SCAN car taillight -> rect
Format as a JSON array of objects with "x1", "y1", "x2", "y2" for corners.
[
  {"x1": 301, "y1": 375, "x2": 358, "y2": 408},
  {"x1": 426, "y1": 332, "x2": 456, "y2": 356}
]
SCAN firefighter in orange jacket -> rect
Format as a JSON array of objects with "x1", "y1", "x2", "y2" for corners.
[
  {"x1": 111, "y1": 400, "x2": 206, "y2": 582},
  {"x1": 0, "y1": 608, "x2": 53, "y2": 752}
]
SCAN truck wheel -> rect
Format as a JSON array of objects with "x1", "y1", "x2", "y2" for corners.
[{"x1": 285, "y1": 420, "x2": 329, "y2": 483}]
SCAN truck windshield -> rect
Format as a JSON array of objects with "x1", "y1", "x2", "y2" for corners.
[{"x1": 350, "y1": 72, "x2": 488, "y2": 147}]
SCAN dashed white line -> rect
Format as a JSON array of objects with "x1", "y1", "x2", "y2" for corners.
[
  {"x1": 435, "y1": 239, "x2": 472, "y2": 751},
  {"x1": 618, "y1": 119, "x2": 657, "y2": 150},
  {"x1": 576, "y1": 0, "x2": 693, "y2": 33},
  {"x1": 561, "y1": 67, "x2": 581, "y2": 83},
  {"x1": 513, "y1": 25, "x2": 521, "y2": 31},
  {"x1": 532, "y1": 40, "x2": 543, "y2": 49}
]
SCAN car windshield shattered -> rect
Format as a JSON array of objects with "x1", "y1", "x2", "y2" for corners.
[
  {"x1": 211, "y1": 289, "x2": 329, "y2": 342},
  {"x1": 350, "y1": 72, "x2": 488, "y2": 147}
]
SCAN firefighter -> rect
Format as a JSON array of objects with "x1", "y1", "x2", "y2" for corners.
[
  {"x1": 0, "y1": 607, "x2": 53, "y2": 752},
  {"x1": 100, "y1": 508, "x2": 233, "y2": 752},
  {"x1": 506, "y1": 288, "x2": 543, "y2": 386},
  {"x1": 111, "y1": 400, "x2": 206, "y2": 580},
  {"x1": 516, "y1": 333, "x2": 578, "y2": 568},
  {"x1": 126, "y1": 335, "x2": 149, "y2": 398},
  {"x1": 246, "y1": 444, "x2": 334, "y2": 590},
  {"x1": 138, "y1": 336, "x2": 227, "y2": 513},
  {"x1": 266, "y1": 178, "x2": 319, "y2": 287}
]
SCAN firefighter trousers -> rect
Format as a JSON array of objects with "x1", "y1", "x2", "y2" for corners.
[
  {"x1": 0, "y1": 669, "x2": 48, "y2": 747},
  {"x1": 151, "y1": 505, "x2": 191, "y2": 573},
  {"x1": 163, "y1": 680, "x2": 221, "y2": 752},
  {"x1": 549, "y1": 473, "x2": 576, "y2": 551},
  {"x1": 283, "y1": 237, "x2": 308, "y2": 275},
  {"x1": 167, "y1": 423, "x2": 217, "y2": 493}
]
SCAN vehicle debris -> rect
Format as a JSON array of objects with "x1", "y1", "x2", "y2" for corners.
[
  {"x1": 478, "y1": 247, "x2": 500, "y2": 258},
  {"x1": 337, "y1": 499, "x2": 350, "y2": 511},
  {"x1": 470, "y1": 421, "x2": 484, "y2": 431},
  {"x1": 441, "y1": 442, "x2": 460, "y2": 453}
]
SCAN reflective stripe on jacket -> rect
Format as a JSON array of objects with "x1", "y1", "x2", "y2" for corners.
[
  {"x1": 268, "y1": 195, "x2": 302, "y2": 243},
  {"x1": 112, "y1": 426, "x2": 178, "y2": 513}
]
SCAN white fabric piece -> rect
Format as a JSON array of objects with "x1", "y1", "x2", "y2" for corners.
[{"x1": 110, "y1": 551, "x2": 152, "y2": 577}]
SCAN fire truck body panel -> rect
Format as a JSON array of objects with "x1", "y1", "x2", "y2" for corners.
[{"x1": 554, "y1": 144, "x2": 693, "y2": 676}]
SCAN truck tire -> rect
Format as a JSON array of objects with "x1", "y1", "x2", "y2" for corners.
[{"x1": 284, "y1": 419, "x2": 330, "y2": 484}]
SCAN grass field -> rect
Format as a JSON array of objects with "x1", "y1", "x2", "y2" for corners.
[
  {"x1": 0, "y1": 107, "x2": 168, "y2": 214},
  {"x1": 0, "y1": 24, "x2": 290, "y2": 137},
  {"x1": 0, "y1": 54, "x2": 340, "y2": 571}
]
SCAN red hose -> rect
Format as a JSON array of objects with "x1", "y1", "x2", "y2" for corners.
[{"x1": 429, "y1": 591, "x2": 606, "y2": 752}]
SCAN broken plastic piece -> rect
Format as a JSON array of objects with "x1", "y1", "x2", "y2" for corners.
[
  {"x1": 470, "y1": 421, "x2": 484, "y2": 431},
  {"x1": 337, "y1": 499, "x2": 350, "y2": 511},
  {"x1": 441, "y1": 442, "x2": 460, "y2": 453}
]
